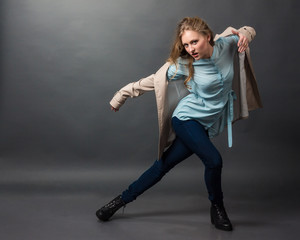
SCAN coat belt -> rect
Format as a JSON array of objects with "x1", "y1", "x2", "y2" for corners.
[{"x1": 227, "y1": 90, "x2": 237, "y2": 147}]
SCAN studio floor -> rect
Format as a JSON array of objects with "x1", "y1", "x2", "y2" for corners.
[{"x1": 0, "y1": 167, "x2": 299, "y2": 240}]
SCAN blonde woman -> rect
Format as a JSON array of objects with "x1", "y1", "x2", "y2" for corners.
[{"x1": 96, "y1": 17, "x2": 262, "y2": 231}]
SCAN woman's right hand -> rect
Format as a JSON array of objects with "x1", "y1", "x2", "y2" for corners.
[{"x1": 111, "y1": 106, "x2": 119, "y2": 112}]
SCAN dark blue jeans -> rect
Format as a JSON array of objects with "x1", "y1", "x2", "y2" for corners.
[{"x1": 122, "y1": 117, "x2": 223, "y2": 205}]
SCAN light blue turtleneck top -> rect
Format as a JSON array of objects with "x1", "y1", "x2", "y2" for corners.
[{"x1": 167, "y1": 35, "x2": 239, "y2": 147}]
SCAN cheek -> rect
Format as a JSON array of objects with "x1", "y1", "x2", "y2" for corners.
[{"x1": 196, "y1": 41, "x2": 206, "y2": 51}]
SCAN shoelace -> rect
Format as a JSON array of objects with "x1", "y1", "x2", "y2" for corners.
[
  {"x1": 103, "y1": 198, "x2": 126, "y2": 213},
  {"x1": 105, "y1": 200, "x2": 117, "y2": 209},
  {"x1": 103, "y1": 198, "x2": 122, "y2": 209},
  {"x1": 215, "y1": 206, "x2": 228, "y2": 220}
]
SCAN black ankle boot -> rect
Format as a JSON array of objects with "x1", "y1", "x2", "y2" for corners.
[
  {"x1": 96, "y1": 195, "x2": 126, "y2": 221},
  {"x1": 210, "y1": 203, "x2": 233, "y2": 231}
]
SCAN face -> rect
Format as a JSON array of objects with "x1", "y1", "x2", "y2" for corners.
[{"x1": 181, "y1": 30, "x2": 212, "y2": 60}]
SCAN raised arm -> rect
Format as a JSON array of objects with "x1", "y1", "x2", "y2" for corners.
[
  {"x1": 231, "y1": 29, "x2": 249, "y2": 53},
  {"x1": 237, "y1": 26, "x2": 256, "y2": 43},
  {"x1": 215, "y1": 26, "x2": 256, "y2": 53}
]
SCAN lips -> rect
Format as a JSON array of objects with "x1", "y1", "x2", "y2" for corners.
[{"x1": 192, "y1": 52, "x2": 199, "y2": 58}]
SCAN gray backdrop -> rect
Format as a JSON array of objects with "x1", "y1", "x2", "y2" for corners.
[
  {"x1": 0, "y1": 1, "x2": 299, "y2": 239},
  {"x1": 1, "y1": 0, "x2": 299, "y2": 175}
]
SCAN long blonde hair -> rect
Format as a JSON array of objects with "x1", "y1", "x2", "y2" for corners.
[{"x1": 168, "y1": 17, "x2": 214, "y2": 87}]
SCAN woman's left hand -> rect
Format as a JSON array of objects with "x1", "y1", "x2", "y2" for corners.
[{"x1": 231, "y1": 29, "x2": 248, "y2": 53}]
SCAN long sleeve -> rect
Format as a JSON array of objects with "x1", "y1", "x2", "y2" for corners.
[
  {"x1": 167, "y1": 62, "x2": 187, "y2": 81},
  {"x1": 215, "y1": 26, "x2": 256, "y2": 43},
  {"x1": 109, "y1": 74, "x2": 155, "y2": 109}
]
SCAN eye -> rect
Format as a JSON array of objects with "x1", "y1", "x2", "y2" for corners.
[
  {"x1": 183, "y1": 44, "x2": 188, "y2": 48},
  {"x1": 192, "y1": 40, "x2": 198, "y2": 45}
]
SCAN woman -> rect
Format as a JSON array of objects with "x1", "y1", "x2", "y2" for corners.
[{"x1": 96, "y1": 17, "x2": 262, "y2": 231}]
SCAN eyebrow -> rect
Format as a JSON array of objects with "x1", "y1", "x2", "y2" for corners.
[{"x1": 182, "y1": 39, "x2": 198, "y2": 45}]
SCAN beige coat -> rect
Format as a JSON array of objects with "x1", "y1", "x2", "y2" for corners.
[{"x1": 110, "y1": 26, "x2": 263, "y2": 159}]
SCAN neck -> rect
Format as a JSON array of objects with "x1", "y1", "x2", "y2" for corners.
[{"x1": 206, "y1": 45, "x2": 214, "y2": 58}]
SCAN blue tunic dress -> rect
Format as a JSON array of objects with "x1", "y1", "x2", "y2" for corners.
[{"x1": 167, "y1": 35, "x2": 239, "y2": 147}]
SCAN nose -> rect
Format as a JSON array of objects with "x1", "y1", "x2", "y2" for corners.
[{"x1": 188, "y1": 45, "x2": 195, "y2": 53}]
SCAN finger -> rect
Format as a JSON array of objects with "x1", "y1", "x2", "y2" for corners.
[
  {"x1": 237, "y1": 36, "x2": 244, "y2": 46},
  {"x1": 238, "y1": 36, "x2": 246, "y2": 46},
  {"x1": 237, "y1": 39, "x2": 242, "y2": 47},
  {"x1": 241, "y1": 37, "x2": 247, "y2": 45},
  {"x1": 238, "y1": 44, "x2": 248, "y2": 52},
  {"x1": 238, "y1": 38, "x2": 247, "y2": 48},
  {"x1": 239, "y1": 45, "x2": 245, "y2": 52}
]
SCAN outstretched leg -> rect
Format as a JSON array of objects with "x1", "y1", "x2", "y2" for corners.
[
  {"x1": 121, "y1": 137, "x2": 193, "y2": 203},
  {"x1": 96, "y1": 137, "x2": 192, "y2": 221}
]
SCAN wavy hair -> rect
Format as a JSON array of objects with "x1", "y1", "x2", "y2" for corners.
[{"x1": 167, "y1": 17, "x2": 214, "y2": 87}]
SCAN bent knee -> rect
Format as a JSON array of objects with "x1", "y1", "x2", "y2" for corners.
[{"x1": 206, "y1": 154, "x2": 223, "y2": 169}]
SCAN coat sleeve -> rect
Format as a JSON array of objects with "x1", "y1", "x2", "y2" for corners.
[
  {"x1": 109, "y1": 74, "x2": 155, "y2": 109},
  {"x1": 237, "y1": 26, "x2": 256, "y2": 43},
  {"x1": 215, "y1": 26, "x2": 256, "y2": 43}
]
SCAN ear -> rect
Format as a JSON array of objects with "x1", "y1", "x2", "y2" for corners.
[{"x1": 207, "y1": 34, "x2": 211, "y2": 42}]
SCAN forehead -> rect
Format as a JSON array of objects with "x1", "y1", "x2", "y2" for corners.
[{"x1": 181, "y1": 30, "x2": 204, "y2": 43}]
